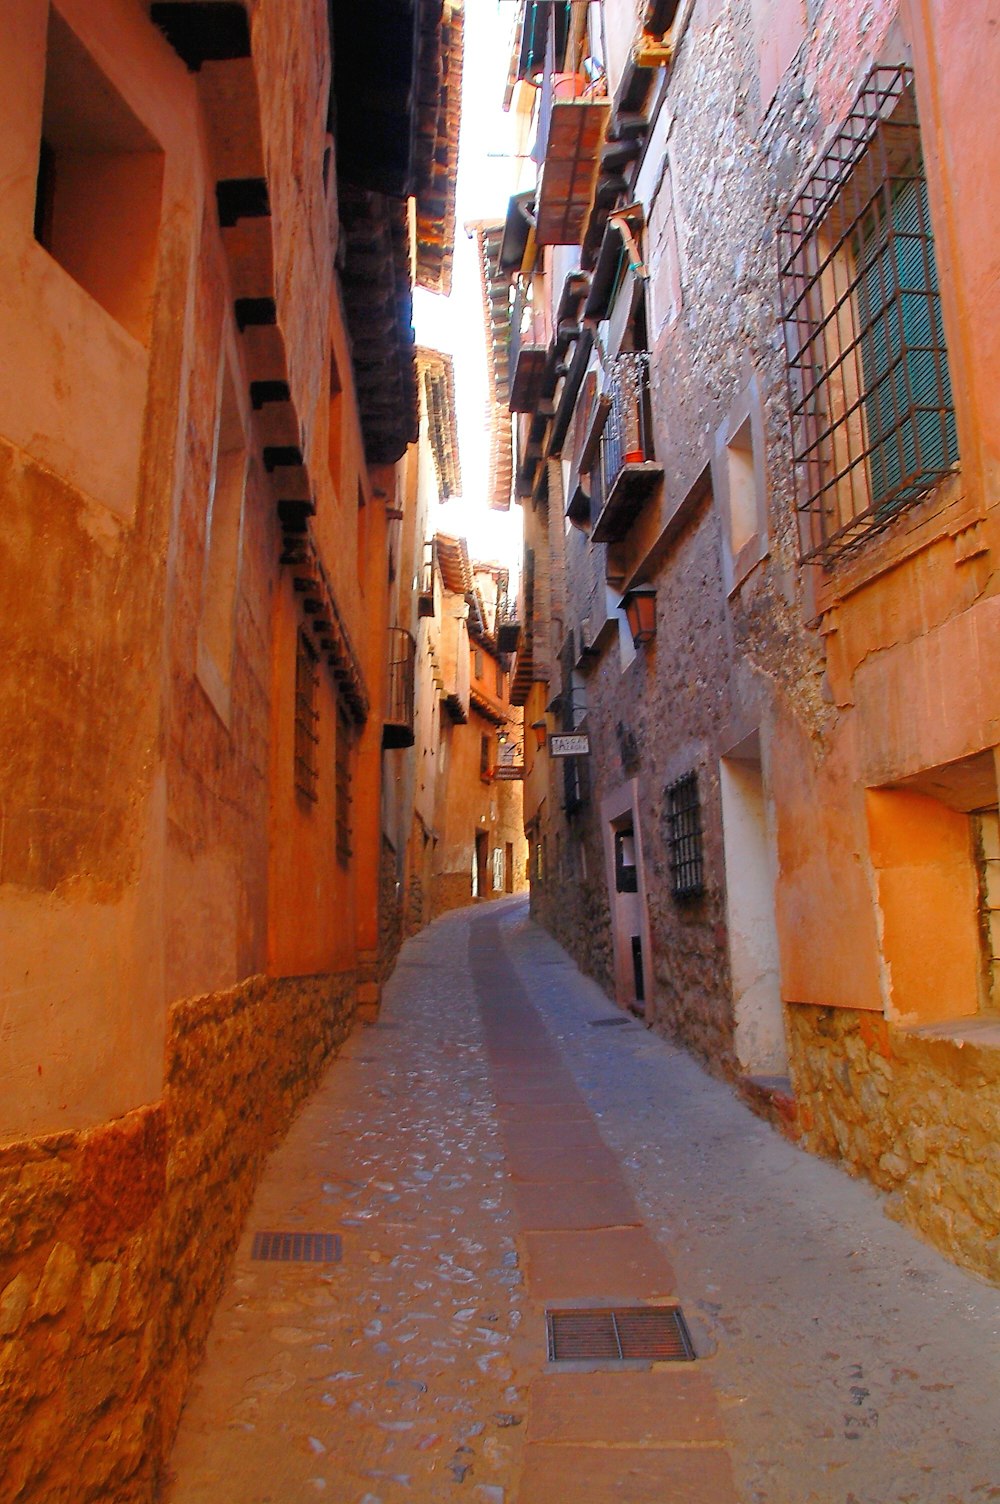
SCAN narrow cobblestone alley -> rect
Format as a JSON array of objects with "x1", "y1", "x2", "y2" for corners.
[{"x1": 163, "y1": 898, "x2": 1000, "y2": 1504}]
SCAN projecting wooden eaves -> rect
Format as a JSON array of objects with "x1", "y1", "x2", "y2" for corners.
[
  {"x1": 470, "y1": 219, "x2": 515, "y2": 510},
  {"x1": 435, "y1": 533, "x2": 473, "y2": 597},
  {"x1": 338, "y1": 187, "x2": 418, "y2": 466},
  {"x1": 418, "y1": 348, "x2": 462, "y2": 500},
  {"x1": 414, "y1": 1, "x2": 464, "y2": 296},
  {"x1": 330, "y1": 0, "x2": 464, "y2": 460}
]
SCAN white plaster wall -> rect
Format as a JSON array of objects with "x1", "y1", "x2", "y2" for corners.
[{"x1": 720, "y1": 755, "x2": 787, "y2": 1074}]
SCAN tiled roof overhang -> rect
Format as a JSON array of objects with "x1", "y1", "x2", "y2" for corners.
[
  {"x1": 338, "y1": 186, "x2": 418, "y2": 465},
  {"x1": 330, "y1": 0, "x2": 463, "y2": 462},
  {"x1": 470, "y1": 686, "x2": 507, "y2": 726},
  {"x1": 417, "y1": 348, "x2": 462, "y2": 500},
  {"x1": 331, "y1": 0, "x2": 422, "y2": 197},
  {"x1": 435, "y1": 533, "x2": 473, "y2": 596},
  {"x1": 470, "y1": 219, "x2": 515, "y2": 510},
  {"x1": 415, "y1": 2, "x2": 464, "y2": 296}
]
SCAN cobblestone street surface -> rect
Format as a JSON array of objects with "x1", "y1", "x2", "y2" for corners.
[{"x1": 164, "y1": 897, "x2": 1000, "y2": 1503}]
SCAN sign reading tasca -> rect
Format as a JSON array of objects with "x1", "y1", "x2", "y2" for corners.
[{"x1": 549, "y1": 734, "x2": 590, "y2": 757}]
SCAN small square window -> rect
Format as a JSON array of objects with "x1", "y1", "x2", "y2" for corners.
[{"x1": 34, "y1": 10, "x2": 164, "y2": 345}]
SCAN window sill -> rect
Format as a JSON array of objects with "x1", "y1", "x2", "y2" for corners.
[
  {"x1": 899, "y1": 1015, "x2": 1000, "y2": 1050},
  {"x1": 806, "y1": 472, "x2": 976, "y2": 624},
  {"x1": 727, "y1": 538, "x2": 769, "y2": 599}
]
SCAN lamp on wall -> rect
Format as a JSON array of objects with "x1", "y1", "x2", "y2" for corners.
[
  {"x1": 621, "y1": 585, "x2": 657, "y2": 647},
  {"x1": 530, "y1": 719, "x2": 547, "y2": 748}
]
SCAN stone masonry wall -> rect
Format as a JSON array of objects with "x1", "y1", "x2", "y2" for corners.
[
  {"x1": 0, "y1": 971, "x2": 355, "y2": 1504},
  {"x1": 787, "y1": 1005, "x2": 1000, "y2": 1283},
  {"x1": 378, "y1": 836, "x2": 404, "y2": 984},
  {"x1": 535, "y1": 846, "x2": 617, "y2": 1004}
]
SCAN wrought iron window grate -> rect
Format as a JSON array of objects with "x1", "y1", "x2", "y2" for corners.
[
  {"x1": 777, "y1": 64, "x2": 958, "y2": 564},
  {"x1": 666, "y1": 772, "x2": 703, "y2": 900},
  {"x1": 294, "y1": 629, "x2": 320, "y2": 802}
]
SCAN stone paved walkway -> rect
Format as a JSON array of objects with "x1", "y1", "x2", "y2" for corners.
[{"x1": 163, "y1": 897, "x2": 1000, "y2": 1503}]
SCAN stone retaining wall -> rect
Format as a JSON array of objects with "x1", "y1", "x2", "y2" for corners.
[
  {"x1": 0, "y1": 971, "x2": 355, "y2": 1503},
  {"x1": 787, "y1": 1004, "x2": 1000, "y2": 1283}
]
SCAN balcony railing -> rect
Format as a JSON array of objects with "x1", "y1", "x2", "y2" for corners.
[
  {"x1": 417, "y1": 540, "x2": 435, "y2": 619},
  {"x1": 509, "y1": 284, "x2": 548, "y2": 412},
  {"x1": 382, "y1": 626, "x2": 416, "y2": 749},
  {"x1": 592, "y1": 353, "x2": 663, "y2": 542},
  {"x1": 496, "y1": 597, "x2": 521, "y2": 653}
]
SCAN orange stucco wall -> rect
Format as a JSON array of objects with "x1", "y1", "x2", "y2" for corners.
[
  {"x1": 0, "y1": 1, "x2": 203, "y2": 1136},
  {"x1": 767, "y1": 0, "x2": 1000, "y2": 1028},
  {"x1": 0, "y1": 0, "x2": 392, "y2": 1133}
]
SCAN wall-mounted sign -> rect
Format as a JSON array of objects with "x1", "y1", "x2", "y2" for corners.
[
  {"x1": 549, "y1": 734, "x2": 590, "y2": 757},
  {"x1": 493, "y1": 765, "x2": 524, "y2": 780}
]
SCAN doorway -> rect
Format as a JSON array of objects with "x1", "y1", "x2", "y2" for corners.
[
  {"x1": 474, "y1": 831, "x2": 489, "y2": 901},
  {"x1": 601, "y1": 783, "x2": 652, "y2": 1016},
  {"x1": 719, "y1": 732, "x2": 786, "y2": 1074}
]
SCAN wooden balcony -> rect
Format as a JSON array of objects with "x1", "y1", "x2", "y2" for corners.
[
  {"x1": 591, "y1": 353, "x2": 663, "y2": 543},
  {"x1": 536, "y1": 96, "x2": 611, "y2": 246},
  {"x1": 496, "y1": 606, "x2": 521, "y2": 654},
  {"x1": 510, "y1": 345, "x2": 548, "y2": 413}
]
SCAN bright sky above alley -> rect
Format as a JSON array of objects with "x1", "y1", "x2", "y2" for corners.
[{"x1": 414, "y1": 0, "x2": 525, "y2": 565}]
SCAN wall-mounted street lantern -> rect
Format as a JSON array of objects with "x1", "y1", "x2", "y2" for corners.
[
  {"x1": 621, "y1": 584, "x2": 657, "y2": 647},
  {"x1": 530, "y1": 719, "x2": 547, "y2": 748}
]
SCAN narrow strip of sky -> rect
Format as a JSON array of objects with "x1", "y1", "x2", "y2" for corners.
[{"x1": 413, "y1": 1, "x2": 527, "y2": 566}]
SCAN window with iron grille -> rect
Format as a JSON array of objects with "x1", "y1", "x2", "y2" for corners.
[
  {"x1": 480, "y1": 733, "x2": 492, "y2": 779},
  {"x1": 666, "y1": 772, "x2": 703, "y2": 900},
  {"x1": 294, "y1": 629, "x2": 320, "y2": 803},
  {"x1": 777, "y1": 65, "x2": 958, "y2": 564},
  {"x1": 335, "y1": 701, "x2": 352, "y2": 865}
]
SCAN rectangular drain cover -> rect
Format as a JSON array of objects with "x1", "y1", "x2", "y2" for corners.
[
  {"x1": 251, "y1": 1232, "x2": 342, "y2": 1263},
  {"x1": 546, "y1": 1306, "x2": 694, "y2": 1364},
  {"x1": 589, "y1": 1017, "x2": 632, "y2": 1028}
]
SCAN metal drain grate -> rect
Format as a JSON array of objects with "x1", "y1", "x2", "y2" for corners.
[
  {"x1": 589, "y1": 1016, "x2": 633, "y2": 1028},
  {"x1": 546, "y1": 1306, "x2": 694, "y2": 1364},
  {"x1": 251, "y1": 1232, "x2": 342, "y2": 1263}
]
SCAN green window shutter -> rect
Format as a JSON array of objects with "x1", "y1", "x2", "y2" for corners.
[{"x1": 857, "y1": 166, "x2": 958, "y2": 511}]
